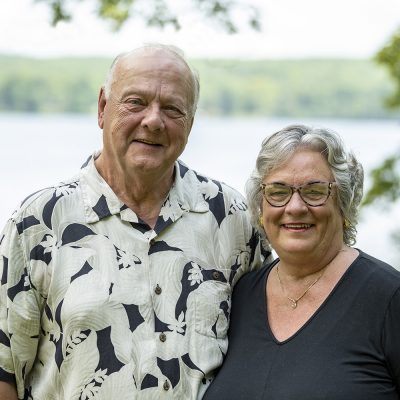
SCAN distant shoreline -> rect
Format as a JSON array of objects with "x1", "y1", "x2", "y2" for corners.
[{"x1": 0, "y1": 56, "x2": 399, "y2": 119}]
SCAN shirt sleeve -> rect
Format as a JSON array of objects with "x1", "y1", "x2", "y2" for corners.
[
  {"x1": 382, "y1": 286, "x2": 400, "y2": 390},
  {"x1": 242, "y1": 205, "x2": 273, "y2": 274},
  {"x1": 0, "y1": 218, "x2": 40, "y2": 395},
  {"x1": 228, "y1": 202, "x2": 272, "y2": 288}
]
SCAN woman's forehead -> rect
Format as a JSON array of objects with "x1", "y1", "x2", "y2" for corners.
[{"x1": 265, "y1": 150, "x2": 333, "y2": 183}]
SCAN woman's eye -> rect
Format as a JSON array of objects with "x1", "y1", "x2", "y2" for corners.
[{"x1": 270, "y1": 190, "x2": 289, "y2": 197}]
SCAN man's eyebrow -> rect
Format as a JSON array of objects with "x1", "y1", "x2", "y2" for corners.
[{"x1": 120, "y1": 88, "x2": 147, "y2": 98}]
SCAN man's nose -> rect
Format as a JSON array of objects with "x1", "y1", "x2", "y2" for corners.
[{"x1": 141, "y1": 104, "x2": 165, "y2": 132}]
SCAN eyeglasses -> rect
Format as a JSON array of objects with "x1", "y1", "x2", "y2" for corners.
[{"x1": 260, "y1": 181, "x2": 336, "y2": 207}]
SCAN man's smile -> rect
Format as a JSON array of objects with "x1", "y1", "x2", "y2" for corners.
[{"x1": 133, "y1": 138, "x2": 162, "y2": 146}]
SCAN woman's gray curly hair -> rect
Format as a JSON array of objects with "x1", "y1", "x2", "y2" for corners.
[{"x1": 245, "y1": 124, "x2": 364, "y2": 246}]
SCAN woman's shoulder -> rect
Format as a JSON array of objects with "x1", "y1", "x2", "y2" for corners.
[
  {"x1": 355, "y1": 249, "x2": 400, "y2": 289},
  {"x1": 357, "y1": 250, "x2": 399, "y2": 274}
]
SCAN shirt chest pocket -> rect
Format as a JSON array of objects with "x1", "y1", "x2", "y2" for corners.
[{"x1": 192, "y1": 279, "x2": 232, "y2": 338}]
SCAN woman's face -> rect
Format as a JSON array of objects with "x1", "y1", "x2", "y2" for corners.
[{"x1": 261, "y1": 149, "x2": 344, "y2": 264}]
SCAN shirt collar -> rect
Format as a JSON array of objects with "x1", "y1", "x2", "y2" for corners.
[{"x1": 80, "y1": 153, "x2": 208, "y2": 224}]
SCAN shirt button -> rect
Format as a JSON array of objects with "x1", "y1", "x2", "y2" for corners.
[
  {"x1": 212, "y1": 271, "x2": 220, "y2": 280},
  {"x1": 163, "y1": 380, "x2": 170, "y2": 391},
  {"x1": 155, "y1": 284, "x2": 162, "y2": 295},
  {"x1": 159, "y1": 333, "x2": 166, "y2": 342}
]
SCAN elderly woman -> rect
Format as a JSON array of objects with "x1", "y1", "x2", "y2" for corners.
[{"x1": 203, "y1": 124, "x2": 400, "y2": 400}]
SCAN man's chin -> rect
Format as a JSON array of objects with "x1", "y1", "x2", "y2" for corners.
[{"x1": 126, "y1": 157, "x2": 174, "y2": 176}]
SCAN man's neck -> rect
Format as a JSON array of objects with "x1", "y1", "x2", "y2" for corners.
[{"x1": 95, "y1": 156, "x2": 175, "y2": 228}]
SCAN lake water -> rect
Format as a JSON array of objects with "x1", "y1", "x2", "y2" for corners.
[{"x1": 1, "y1": 113, "x2": 399, "y2": 266}]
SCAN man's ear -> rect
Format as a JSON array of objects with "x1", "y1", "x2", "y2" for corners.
[
  {"x1": 98, "y1": 87, "x2": 107, "y2": 129},
  {"x1": 188, "y1": 115, "x2": 195, "y2": 134}
]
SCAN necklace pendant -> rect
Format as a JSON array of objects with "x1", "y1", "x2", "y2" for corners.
[{"x1": 276, "y1": 264, "x2": 326, "y2": 311}]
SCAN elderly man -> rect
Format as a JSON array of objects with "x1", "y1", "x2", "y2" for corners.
[{"x1": 0, "y1": 44, "x2": 267, "y2": 399}]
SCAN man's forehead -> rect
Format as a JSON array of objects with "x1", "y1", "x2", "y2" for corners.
[
  {"x1": 117, "y1": 47, "x2": 188, "y2": 74},
  {"x1": 109, "y1": 46, "x2": 196, "y2": 108}
]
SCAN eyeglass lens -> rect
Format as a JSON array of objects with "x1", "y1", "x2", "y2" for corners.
[{"x1": 263, "y1": 182, "x2": 330, "y2": 206}]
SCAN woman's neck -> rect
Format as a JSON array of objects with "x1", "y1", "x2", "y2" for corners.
[{"x1": 277, "y1": 245, "x2": 352, "y2": 281}]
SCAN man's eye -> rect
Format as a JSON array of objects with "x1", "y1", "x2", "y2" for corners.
[
  {"x1": 164, "y1": 105, "x2": 184, "y2": 116},
  {"x1": 128, "y1": 98, "x2": 144, "y2": 106}
]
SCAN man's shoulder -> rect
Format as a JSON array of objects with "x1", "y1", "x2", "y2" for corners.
[
  {"x1": 12, "y1": 172, "x2": 82, "y2": 224},
  {"x1": 176, "y1": 161, "x2": 250, "y2": 223},
  {"x1": 177, "y1": 160, "x2": 245, "y2": 201}
]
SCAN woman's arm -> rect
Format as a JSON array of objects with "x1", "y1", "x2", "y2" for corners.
[
  {"x1": 383, "y1": 286, "x2": 400, "y2": 390},
  {"x1": 0, "y1": 381, "x2": 18, "y2": 400}
]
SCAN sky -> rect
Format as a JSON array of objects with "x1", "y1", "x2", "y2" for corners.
[{"x1": 2, "y1": 0, "x2": 400, "y2": 59}]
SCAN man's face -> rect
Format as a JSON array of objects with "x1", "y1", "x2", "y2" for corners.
[{"x1": 97, "y1": 49, "x2": 194, "y2": 179}]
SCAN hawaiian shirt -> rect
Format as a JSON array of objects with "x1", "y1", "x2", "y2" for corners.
[{"x1": 0, "y1": 154, "x2": 267, "y2": 400}]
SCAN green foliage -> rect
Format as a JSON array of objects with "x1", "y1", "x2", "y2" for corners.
[
  {"x1": 375, "y1": 28, "x2": 400, "y2": 108},
  {"x1": 362, "y1": 147, "x2": 400, "y2": 255},
  {"x1": 34, "y1": 0, "x2": 260, "y2": 32},
  {"x1": 194, "y1": 58, "x2": 397, "y2": 118},
  {"x1": 97, "y1": 0, "x2": 134, "y2": 29},
  {"x1": 363, "y1": 155, "x2": 400, "y2": 206},
  {"x1": 0, "y1": 55, "x2": 397, "y2": 118},
  {"x1": 0, "y1": 56, "x2": 110, "y2": 113},
  {"x1": 362, "y1": 28, "x2": 400, "y2": 216}
]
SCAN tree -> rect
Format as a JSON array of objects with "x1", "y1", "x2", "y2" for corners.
[
  {"x1": 375, "y1": 29, "x2": 400, "y2": 109},
  {"x1": 36, "y1": 0, "x2": 261, "y2": 32},
  {"x1": 363, "y1": 30, "x2": 400, "y2": 259},
  {"x1": 362, "y1": 156, "x2": 400, "y2": 207},
  {"x1": 363, "y1": 31, "x2": 400, "y2": 211}
]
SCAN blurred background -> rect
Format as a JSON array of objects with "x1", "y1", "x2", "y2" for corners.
[{"x1": 1, "y1": 0, "x2": 399, "y2": 265}]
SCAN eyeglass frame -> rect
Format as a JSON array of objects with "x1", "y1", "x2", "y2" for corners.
[{"x1": 260, "y1": 181, "x2": 336, "y2": 207}]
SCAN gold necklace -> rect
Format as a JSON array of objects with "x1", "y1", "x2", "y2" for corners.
[{"x1": 276, "y1": 265, "x2": 327, "y2": 309}]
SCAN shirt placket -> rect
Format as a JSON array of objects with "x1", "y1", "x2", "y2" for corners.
[{"x1": 146, "y1": 228, "x2": 175, "y2": 394}]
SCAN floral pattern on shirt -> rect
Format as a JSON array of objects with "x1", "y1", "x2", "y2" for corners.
[{"x1": 0, "y1": 154, "x2": 268, "y2": 400}]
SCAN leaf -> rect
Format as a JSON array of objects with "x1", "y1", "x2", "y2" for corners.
[
  {"x1": 375, "y1": 29, "x2": 400, "y2": 109},
  {"x1": 362, "y1": 154, "x2": 400, "y2": 207},
  {"x1": 36, "y1": 0, "x2": 260, "y2": 33}
]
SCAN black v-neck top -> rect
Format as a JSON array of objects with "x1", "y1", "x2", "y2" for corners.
[{"x1": 203, "y1": 251, "x2": 400, "y2": 400}]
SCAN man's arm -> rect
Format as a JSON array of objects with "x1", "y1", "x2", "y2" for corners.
[
  {"x1": 0, "y1": 219, "x2": 39, "y2": 399},
  {"x1": 0, "y1": 381, "x2": 18, "y2": 400}
]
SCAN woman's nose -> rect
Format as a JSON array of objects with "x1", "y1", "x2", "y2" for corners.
[{"x1": 285, "y1": 191, "x2": 308, "y2": 212}]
